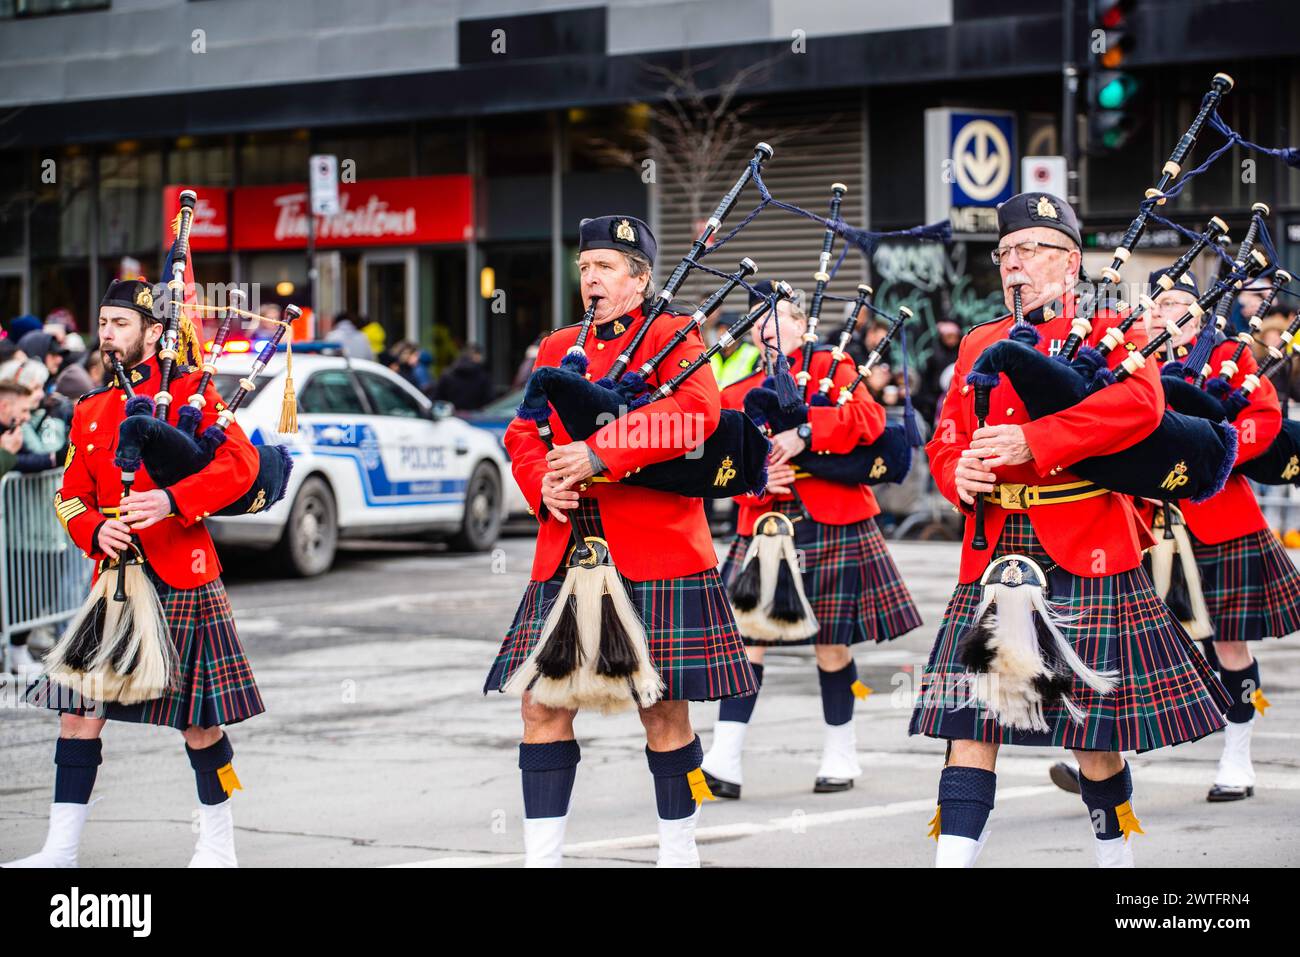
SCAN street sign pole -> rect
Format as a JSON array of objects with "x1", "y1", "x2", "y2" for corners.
[
  {"x1": 1062, "y1": 0, "x2": 1080, "y2": 207},
  {"x1": 308, "y1": 154, "x2": 340, "y2": 321}
]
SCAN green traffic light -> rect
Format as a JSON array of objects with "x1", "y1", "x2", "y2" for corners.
[{"x1": 1098, "y1": 75, "x2": 1138, "y2": 109}]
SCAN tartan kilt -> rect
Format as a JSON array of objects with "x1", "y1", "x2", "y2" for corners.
[
  {"x1": 24, "y1": 567, "x2": 264, "y2": 730},
  {"x1": 720, "y1": 499, "x2": 922, "y2": 647},
  {"x1": 484, "y1": 499, "x2": 755, "y2": 703},
  {"x1": 908, "y1": 514, "x2": 1231, "y2": 752},
  {"x1": 1191, "y1": 528, "x2": 1300, "y2": 642}
]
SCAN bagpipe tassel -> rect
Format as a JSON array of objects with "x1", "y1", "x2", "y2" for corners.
[
  {"x1": 770, "y1": 352, "x2": 804, "y2": 412},
  {"x1": 902, "y1": 402, "x2": 923, "y2": 448},
  {"x1": 277, "y1": 331, "x2": 298, "y2": 434},
  {"x1": 957, "y1": 556, "x2": 1117, "y2": 732}
]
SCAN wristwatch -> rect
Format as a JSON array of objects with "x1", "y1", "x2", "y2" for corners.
[{"x1": 796, "y1": 422, "x2": 813, "y2": 444}]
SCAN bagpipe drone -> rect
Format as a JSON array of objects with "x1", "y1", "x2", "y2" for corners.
[
  {"x1": 514, "y1": 144, "x2": 778, "y2": 501},
  {"x1": 739, "y1": 182, "x2": 919, "y2": 488},
  {"x1": 115, "y1": 191, "x2": 296, "y2": 520},
  {"x1": 966, "y1": 74, "x2": 1250, "y2": 544}
]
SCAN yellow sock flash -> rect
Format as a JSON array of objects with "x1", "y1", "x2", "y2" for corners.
[
  {"x1": 687, "y1": 767, "x2": 715, "y2": 804},
  {"x1": 217, "y1": 763, "x2": 243, "y2": 798},
  {"x1": 927, "y1": 806, "x2": 941, "y2": 841},
  {"x1": 1115, "y1": 801, "x2": 1144, "y2": 842},
  {"x1": 1252, "y1": 688, "x2": 1271, "y2": 716},
  {"x1": 850, "y1": 679, "x2": 873, "y2": 700}
]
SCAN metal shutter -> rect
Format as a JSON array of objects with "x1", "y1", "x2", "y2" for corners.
[{"x1": 652, "y1": 90, "x2": 868, "y2": 328}]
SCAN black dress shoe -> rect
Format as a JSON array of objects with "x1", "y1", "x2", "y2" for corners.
[
  {"x1": 1049, "y1": 762, "x2": 1081, "y2": 794},
  {"x1": 813, "y1": 777, "x2": 854, "y2": 794},
  {"x1": 1207, "y1": 784, "x2": 1254, "y2": 802},
  {"x1": 702, "y1": 769, "x2": 741, "y2": 800}
]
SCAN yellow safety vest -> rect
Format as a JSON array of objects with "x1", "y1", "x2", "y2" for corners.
[{"x1": 710, "y1": 341, "x2": 761, "y2": 387}]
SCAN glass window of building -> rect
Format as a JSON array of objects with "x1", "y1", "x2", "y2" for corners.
[
  {"x1": 314, "y1": 125, "x2": 414, "y2": 181},
  {"x1": 239, "y1": 130, "x2": 311, "y2": 186}
]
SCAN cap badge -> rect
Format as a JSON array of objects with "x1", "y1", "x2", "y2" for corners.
[
  {"x1": 614, "y1": 218, "x2": 636, "y2": 243},
  {"x1": 1035, "y1": 196, "x2": 1058, "y2": 220},
  {"x1": 135, "y1": 286, "x2": 154, "y2": 310}
]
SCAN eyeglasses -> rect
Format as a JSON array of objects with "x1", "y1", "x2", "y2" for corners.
[{"x1": 991, "y1": 240, "x2": 1073, "y2": 266}]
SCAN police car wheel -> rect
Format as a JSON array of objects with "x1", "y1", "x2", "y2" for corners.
[
  {"x1": 277, "y1": 476, "x2": 338, "y2": 577},
  {"x1": 449, "y1": 462, "x2": 502, "y2": 552}
]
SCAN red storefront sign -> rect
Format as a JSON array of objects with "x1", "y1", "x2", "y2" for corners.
[
  {"x1": 232, "y1": 175, "x2": 473, "y2": 250},
  {"x1": 163, "y1": 184, "x2": 230, "y2": 252}
]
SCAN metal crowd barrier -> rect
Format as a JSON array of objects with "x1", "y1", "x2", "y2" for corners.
[{"x1": 0, "y1": 469, "x2": 93, "y2": 671}]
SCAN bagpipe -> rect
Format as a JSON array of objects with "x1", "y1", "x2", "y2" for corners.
[
  {"x1": 504, "y1": 145, "x2": 781, "y2": 714},
  {"x1": 44, "y1": 352, "x2": 179, "y2": 706},
  {"x1": 115, "y1": 306, "x2": 298, "y2": 518},
  {"x1": 739, "y1": 182, "x2": 919, "y2": 487},
  {"x1": 1150, "y1": 205, "x2": 1292, "y2": 477},
  {"x1": 1210, "y1": 266, "x2": 1300, "y2": 486},
  {"x1": 515, "y1": 144, "x2": 777, "y2": 500},
  {"x1": 44, "y1": 193, "x2": 297, "y2": 706},
  {"x1": 115, "y1": 191, "x2": 296, "y2": 520},
  {"x1": 958, "y1": 73, "x2": 1245, "y2": 732},
  {"x1": 966, "y1": 75, "x2": 1248, "y2": 548}
]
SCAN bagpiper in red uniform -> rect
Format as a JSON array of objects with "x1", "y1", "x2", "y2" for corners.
[
  {"x1": 1135, "y1": 268, "x2": 1300, "y2": 804},
  {"x1": 701, "y1": 284, "x2": 921, "y2": 799},
  {"x1": 908, "y1": 193, "x2": 1229, "y2": 868},
  {"x1": 484, "y1": 215, "x2": 755, "y2": 868},
  {"x1": 11, "y1": 279, "x2": 264, "y2": 870}
]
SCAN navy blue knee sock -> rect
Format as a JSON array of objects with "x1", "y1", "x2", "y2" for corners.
[
  {"x1": 718, "y1": 663, "x2": 763, "y2": 723},
  {"x1": 519, "y1": 740, "x2": 580, "y2": 819},
  {"x1": 646, "y1": 735, "x2": 705, "y2": 820},
  {"x1": 818, "y1": 660, "x2": 858, "y2": 726},
  {"x1": 53, "y1": 738, "x2": 102, "y2": 804},
  {"x1": 937, "y1": 766, "x2": 996, "y2": 839},
  {"x1": 1219, "y1": 660, "x2": 1260, "y2": 724},
  {"x1": 186, "y1": 734, "x2": 236, "y2": 806},
  {"x1": 1078, "y1": 762, "x2": 1132, "y2": 842}
]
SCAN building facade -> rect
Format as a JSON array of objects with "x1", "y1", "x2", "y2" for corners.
[{"x1": 2, "y1": 0, "x2": 1298, "y2": 386}]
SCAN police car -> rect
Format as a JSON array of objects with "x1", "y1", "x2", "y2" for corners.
[{"x1": 205, "y1": 344, "x2": 510, "y2": 576}]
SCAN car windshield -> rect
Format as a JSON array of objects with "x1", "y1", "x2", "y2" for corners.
[{"x1": 212, "y1": 373, "x2": 247, "y2": 403}]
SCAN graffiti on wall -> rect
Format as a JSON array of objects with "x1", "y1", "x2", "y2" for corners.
[{"x1": 870, "y1": 240, "x2": 1005, "y2": 370}]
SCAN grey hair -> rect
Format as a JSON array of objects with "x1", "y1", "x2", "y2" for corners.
[{"x1": 623, "y1": 250, "x2": 656, "y2": 300}]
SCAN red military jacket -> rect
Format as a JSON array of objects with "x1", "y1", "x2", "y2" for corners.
[
  {"x1": 1165, "y1": 340, "x2": 1279, "y2": 544},
  {"x1": 928, "y1": 295, "x2": 1165, "y2": 583},
  {"x1": 722, "y1": 346, "x2": 887, "y2": 534},
  {"x1": 505, "y1": 304, "x2": 722, "y2": 582},
  {"x1": 55, "y1": 354, "x2": 260, "y2": 589}
]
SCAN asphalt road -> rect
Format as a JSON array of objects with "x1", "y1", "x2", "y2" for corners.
[{"x1": 2, "y1": 532, "x2": 1297, "y2": 867}]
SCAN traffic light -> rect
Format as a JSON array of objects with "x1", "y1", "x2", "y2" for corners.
[{"x1": 1088, "y1": 1, "x2": 1140, "y2": 153}]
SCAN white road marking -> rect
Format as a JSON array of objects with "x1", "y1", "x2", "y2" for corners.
[{"x1": 388, "y1": 785, "x2": 1058, "y2": 868}]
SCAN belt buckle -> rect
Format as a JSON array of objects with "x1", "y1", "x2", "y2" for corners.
[{"x1": 998, "y1": 483, "x2": 1029, "y2": 510}]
